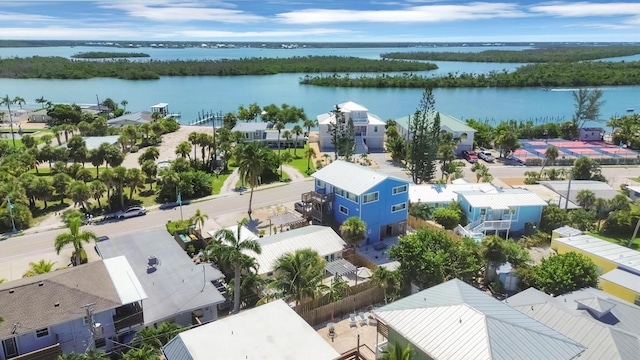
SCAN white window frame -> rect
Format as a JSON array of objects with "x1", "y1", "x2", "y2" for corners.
[
  {"x1": 339, "y1": 205, "x2": 349, "y2": 215},
  {"x1": 363, "y1": 192, "x2": 379, "y2": 204},
  {"x1": 2, "y1": 338, "x2": 18, "y2": 358},
  {"x1": 335, "y1": 187, "x2": 345, "y2": 197},
  {"x1": 35, "y1": 328, "x2": 50, "y2": 339},
  {"x1": 316, "y1": 179, "x2": 325, "y2": 189},
  {"x1": 392, "y1": 185, "x2": 407, "y2": 195},
  {"x1": 391, "y1": 202, "x2": 407, "y2": 213},
  {"x1": 346, "y1": 192, "x2": 359, "y2": 203}
]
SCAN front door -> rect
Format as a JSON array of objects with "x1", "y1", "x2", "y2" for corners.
[{"x1": 3, "y1": 337, "x2": 18, "y2": 358}]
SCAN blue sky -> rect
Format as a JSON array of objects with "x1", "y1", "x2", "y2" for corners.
[{"x1": 0, "y1": 1, "x2": 638, "y2": 42}]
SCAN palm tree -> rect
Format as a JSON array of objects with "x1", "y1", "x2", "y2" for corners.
[
  {"x1": 68, "y1": 180, "x2": 91, "y2": 210},
  {"x1": 304, "y1": 146, "x2": 316, "y2": 172},
  {"x1": 35, "y1": 96, "x2": 47, "y2": 109},
  {"x1": 122, "y1": 346, "x2": 159, "y2": 360},
  {"x1": 190, "y1": 209, "x2": 208, "y2": 230},
  {"x1": 237, "y1": 142, "x2": 268, "y2": 217},
  {"x1": 322, "y1": 153, "x2": 331, "y2": 165},
  {"x1": 594, "y1": 197, "x2": 609, "y2": 231},
  {"x1": 380, "y1": 342, "x2": 414, "y2": 360},
  {"x1": 23, "y1": 260, "x2": 56, "y2": 277},
  {"x1": 175, "y1": 141, "x2": 192, "y2": 160},
  {"x1": 89, "y1": 179, "x2": 107, "y2": 209},
  {"x1": 12, "y1": 96, "x2": 26, "y2": 109},
  {"x1": 292, "y1": 125, "x2": 303, "y2": 157},
  {"x1": 340, "y1": 216, "x2": 367, "y2": 250},
  {"x1": 270, "y1": 248, "x2": 327, "y2": 306},
  {"x1": 112, "y1": 166, "x2": 128, "y2": 210},
  {"x1": 125, "y1": 168, "x2": 146, "y2": 200},
  {"x1": 131, "y1": 321, "x2": 183, "y2": 350},
  {"x1": 576, "y1": 189, "x2": 596, "y2": 210},
  {"x1": 0, "y1": 95, "x2": 16, "y2": 147},
  {"x1": 213, "y1": 219, "x2": 262, "y2": 314},
  {"x1": 275, "y1": 120, "x2": 285, "y2": 157},
  {"x1": 303, "y1": 118, "x2": 317, "y2": 138},
  {"x1": 471, "y1": 163, "x2": 487, "y2": 183},
  {"x1": 54, "y1": 217, "x2": 97, "y2": 266},
  {"x1": 629, "y1": 201, "x2": 640, "y2": 247},
  {"x1": 188, "y1": 131, "x2": 199, "y2": 160},
  {"x1": 371, "y1": 267, "x2": 399, "y2": 304},
  {"x1": 540, "y1": 145, "x2": 559, "y2": 173},
  {"x1": 139, "y1": 146, "x2": 160, "y2": 165},
  {"x1": 120, "y1": 99, "x2": 128, "y2": 112}
]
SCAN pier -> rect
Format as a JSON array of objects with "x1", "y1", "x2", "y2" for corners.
[{"x1": 190, "y1": 110, "x2": 224, "y2": 126}]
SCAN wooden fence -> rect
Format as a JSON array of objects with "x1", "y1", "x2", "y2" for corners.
[
  {"x1": 296, "y1": 283, "x2": 385, "y2": 326},
  {"x1": 342, "y1": 249, "x2": 378, "y2": 270},
  {"x1": 407, "y1": 215, "x2": 463, "y2": 241}
]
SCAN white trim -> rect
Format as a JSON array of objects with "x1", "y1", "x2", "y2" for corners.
[
  {"x1": 339, "y1": 205, "x2": 349, "y2": 215},
  {"x1": 363, "y1": 191, "x2": 379, "y2": 204},
  {"x1": 2, "y1": 337, "x2": 18, "y2": 358},
  {"x1": 316, "y1": 179, "x2": 325, "y2": 189},
  {"x1": 392, "y1": 185, "x2": 408, "y2": 195},
  {"x1": 391, "y1": 202, "x2": 407, "y2": 213}
]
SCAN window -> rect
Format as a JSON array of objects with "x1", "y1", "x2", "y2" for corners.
[
  {"x1": 335, "y1": 187, "x2": 345, "y2": 197},
  {"x1": 391, "y1": 203, "x2": 407, "y2": 213},
  {"x1": 346, "y1": 192, "x2": 359, "y2": 203},
  {"x1": 339, "y1": 205, "x2": 348, "y2": 215},
  {"x1": 392, "y1": 185, "x2": 407, "y2": 195},
  {"x1": 316, "y1": 179, "x2": 325, "y2": 188},
  {"x1": 35, "y1": 328, "x2": 49, "y2": 338},
  {"x1": 635, "y1": 294, "x2": 640, "y2": 306},
  {"x1": 244, "y1": 133, "x2": 249, "y2": 139},
  {"x1": 460, "y1": 133, "x2": 468, "y2": 140},
  {"x1": 503, "y1": 209, "x2": 511, "y2": 216},
  {"x1": 363, "y1": 192, "x2": 379, "y2": 204},
  {"x1": 3, "y1": 338, "x2": 17, "y2": 358},
  {"x1": 374, "y1": 126, "x2": 378, "y2": 132},
  {"x1": 83, "y1": 316, "x2": 90, "y2": 325},
  {"x1": 480, "y1": 209, "x2": 486, "y2": 216}
]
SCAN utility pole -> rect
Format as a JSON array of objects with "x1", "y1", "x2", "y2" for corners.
[
  {"x1": 82, "y1": 303, "x2": 97, "y2": 351},
  {"x1": 564, "y1": 174, "x2": 573, "y2": 211},
  {"x1": 6, "y1": 196, "x2": 16, "y2": 233}
]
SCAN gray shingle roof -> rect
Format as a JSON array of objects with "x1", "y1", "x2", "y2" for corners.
[
  {"x1": 0, "y1": 261, "x2": 121, "y2": 340},
  {"x1": 97, "y1": 229, "x2": 225, "y2": 325},
  {"x1": 374, "y1": 279, "x2": 585, "y2": 360},
  {"x1": 312, "y1": 160, "x2": 408, "y2": 196},
  {"x1": 539, "y1": 180, "x2": 623, "y2": 202}
]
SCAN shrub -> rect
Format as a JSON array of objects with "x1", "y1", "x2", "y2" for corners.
[
  {"x1": 166, "y1": 219, "x2": 191, "y2": 235},
  {"x1": 432, "y1": 208, "x2": 461, "y2": 230},
  {"x1": 129, "y1": 145, "x2": 139, "y2": 153}
]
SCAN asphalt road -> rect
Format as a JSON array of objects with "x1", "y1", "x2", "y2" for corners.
[{"x1": 0, "y1": 180, "x2": 315, "y2": 280}]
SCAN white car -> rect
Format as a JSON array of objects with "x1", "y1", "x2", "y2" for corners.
[
  {"x1": 478, "y1": 151, "x2": 495, "y2": 163},
  {"x1": 116, "y1": 206, "x2": 147, "y2": 219}
]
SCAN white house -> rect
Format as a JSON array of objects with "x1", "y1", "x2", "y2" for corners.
[
  {"x1": 246, "y1": 225, "x2": 348, "y2": 277},
  {"x1": 161, "y1": 300, "x2": 340, "y2": 360},
  {"x1": 394, "y1": 112, "x2": 476, "y2": 154},
  {"x1": 317, "y1": 101, "x2": 386, "y2": 152},
  {"x1": 0, "y1": 257, "x2": 147, "y2": 359},
  {"x1": 627, "y1": 185, "x2": 640, "y2": 202}
]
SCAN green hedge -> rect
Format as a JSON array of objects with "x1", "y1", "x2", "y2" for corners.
[{"x1": 166, "y1": 220, "x2": 191, "y2": 235}]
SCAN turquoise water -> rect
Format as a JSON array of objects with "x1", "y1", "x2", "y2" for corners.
[{"x1": 0, "y1": 46, "x2": 638, "y2": 125}]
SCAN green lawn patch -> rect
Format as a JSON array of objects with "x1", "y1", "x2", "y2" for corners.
[
  {"x1": 212, "y1": 173, "x2": 230, "y2": 195},
  {"x1": 1, "y1": 139, "x2": 24, "y2": 148},
  {"x1": 588, "y1": 232, "x2": 640, "y2": 250},
  {"x1": 282, "y1": 146, "x2": 315, "y2": 177},
  {"x1": 632, "y1": 177, "x2": 640, "y2": 184}
]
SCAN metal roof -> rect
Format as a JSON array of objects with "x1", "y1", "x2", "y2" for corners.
[
  {"x1": 107, "y1": 111, "x2": 151, "y2": 126},
  {"x1": 409, "y1": 183, "x2": 497, "y2": 204},
  {"x1": 394, "y1": 113, "x2": 476, "y2": 133},
  {"x1": 600, "y1": 269, "x2": 640, "y2": 293},
  {"x1": 162, "y1": 300, "x2": 340, "y2": 360},
  {"x1": 97, "y1": 229, "x2": 225, "y2": 326},
  {"x1": 553, "y1": 234, "x2": 640, "y2": 274},
  {"x1": 312, "y1": 160, "x2": 408, "y2": 196},
  {"x1": 248, "y1": 225, "x2": 347, "y2": 276},
  {"x1": 513, "y1": 302, "x2": 640, "y2": 360},
  {"x1": 232, "y1": 122, "x2": 268, "y2": 132},
  {"x1": 317, "y1": 111, "x2": 386, "y2": 126},
  {"x1": 458, "y1": 188, "x2": 548, "y2": 209},
  {"x1": 339, "y1": 101, "x2": 369, "y2": 112},
  {"x1": 0, "y1": 258, "x2": 136, "y2": 339},
  {"x1": 539, "y1": 180, "x2": 622, "y2": 202},
  {"x1": 374, "y1": 279, "x2": 585, "y2": 360},
  {"x1": 82, "y1": 135, "x2": 120, "y2": 151},
  {"x1": 325, "y1": 258, "x2": 357, "y2": 276},
  {"x1": 553, "y1": 226, "x2": 584, "y2": 238}
]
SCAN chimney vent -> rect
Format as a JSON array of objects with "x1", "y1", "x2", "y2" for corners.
[
  {"x1": 54, "y1": 302, "x2": 60, "y2": 307},
  {"x1": 38, "y1": 281, "x2": 44, "y2": 287},
  {"x1": 9, "y1": 289, "x2": 15, "y2": 294}
]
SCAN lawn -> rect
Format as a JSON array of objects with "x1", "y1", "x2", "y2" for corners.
[
  {"x1": 1, "y1": 139, "x2": 24, "y2": 148},
  {"x1": 632, "y1": 177, "x2": 640, "y2": 184},
  {"x1": 588, "y1": 232, "x2": 640, "y2": 250},
  {"x1": 212, "y1": 172, "x2": 230, "y2": 195},
  {"x1": 282, "y1": 145, "x2": 316, "y2": 177}
]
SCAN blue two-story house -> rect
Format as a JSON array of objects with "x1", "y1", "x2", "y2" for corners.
[
  {"x1": 454, "y1": 188, "x2": 548, "y2": 240},
  {"x1": 305, "y1": 160, "x2": 409, "y2": 242}
]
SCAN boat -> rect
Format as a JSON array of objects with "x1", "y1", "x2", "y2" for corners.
[{"x1": 627, "y1": 108, "x2": 634, "y2": 113}]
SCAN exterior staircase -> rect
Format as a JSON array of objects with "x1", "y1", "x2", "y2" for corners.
[
  {"x1": 354, "y1": 135, "x2": 368, "y2": 154},
  {"x1": 455, "y1": 217, "x2": 513, "y2": 241}
]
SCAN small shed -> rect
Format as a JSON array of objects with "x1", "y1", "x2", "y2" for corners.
[{"x1": 579, "y1": 127, "x2": 604, "y2": 142}]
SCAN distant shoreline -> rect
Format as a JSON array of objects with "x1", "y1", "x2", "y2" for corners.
[{"x1": 71, "y1": 51, "x2": 150, "y2": 59}]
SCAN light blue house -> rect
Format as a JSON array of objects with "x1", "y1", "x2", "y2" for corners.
[
  {"x1": 0, "y1": 257, "x2": 147, "y2": 360},
  {"x1": 305, "y1": 160, "x2": 409, "y2": 242},
  {"x1": 455, "y1": 188, "x2": 548, "y2": 239}
]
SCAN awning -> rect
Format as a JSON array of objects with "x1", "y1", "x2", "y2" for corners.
[{"x1": 325, "y1": 258, "x2": 357, "y2": 276}]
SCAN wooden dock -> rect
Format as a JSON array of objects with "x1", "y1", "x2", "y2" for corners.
[{"x1": 190, "y1": 110, "x2": 224, "y2": 126}]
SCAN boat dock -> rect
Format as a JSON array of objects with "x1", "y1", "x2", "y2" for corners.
[{"x1": 190, "y1": 110, "x2": 224, "y2": 126}]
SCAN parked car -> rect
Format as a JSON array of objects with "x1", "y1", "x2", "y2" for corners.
[
  {"x1": 478, "y1": 151, "x2": 495, "y2": 163},
  {"x1": 97, "y1": 236, "x2": 110, "y2": 242},
  {"x1": 294, "y1": 202, "x2": 311, "y2": 214},
  {"x1": 462, "y1": 150, "x2": 479, "y2": 163},
  {"x1": 116, "y1": 206, "x2": 147, "y2": 219}
]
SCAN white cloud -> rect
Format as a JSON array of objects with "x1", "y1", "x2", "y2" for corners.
[
  {"x1": 275, "y1": 2, "x2": 528, "y2": 24},
  {"x1": 99, "y1": 2, "x2": 264, "y2": 23},
  {"x1": 0, "y1": 11, "x2": 58, "y2": 22},
  {"x1": 178, "y1": 28, "x2": 353, "y2": 39},
  {"x1": 529, "y1": 2, "x2": 640, "y2": 17},
  {"x1": 0, "y1": 26, "x2": 176, "y2": 40}
]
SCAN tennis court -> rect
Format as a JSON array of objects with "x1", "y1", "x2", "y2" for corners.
[{"x1": 514, "y1": 139, "x2": 640, "y2": 163}]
